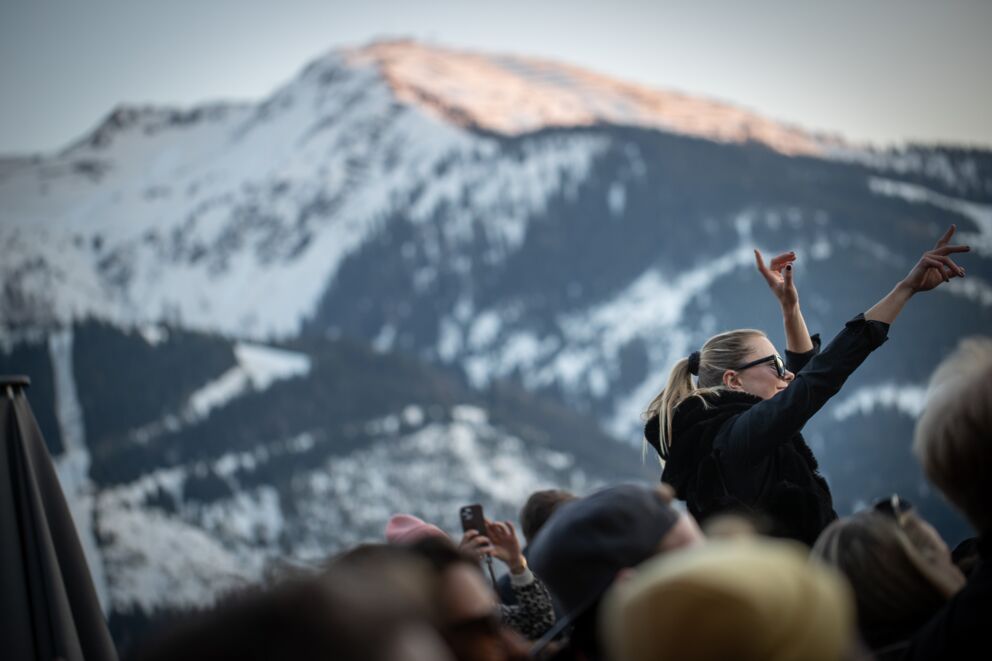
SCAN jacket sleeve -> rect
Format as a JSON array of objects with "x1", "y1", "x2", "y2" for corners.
[
  {"x1": 498, "y1": 568, "x2": 556, "y2": 640},
  {"x1": 719, "y1": 315, "x2": 889, "y2": 462},
  {"x1": 785, "y1": 333, "x2": 821, "y2": 374}
]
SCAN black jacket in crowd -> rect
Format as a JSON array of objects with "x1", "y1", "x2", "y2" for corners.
[
  {"x1": 900, "y1": 535, "x2": 992, "y2": 660},
  {"x1": 654, "y1": 314, "x2": 890, "y2": 546}
]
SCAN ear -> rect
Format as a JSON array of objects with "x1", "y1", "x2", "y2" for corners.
[{"x1": 722, "y1": 369, "x2": 741, "y2": 390}]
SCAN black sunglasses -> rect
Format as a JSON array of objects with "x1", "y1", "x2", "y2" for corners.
[{"x1": 733, "y1": 354, "x2": 786, "y2": 379}]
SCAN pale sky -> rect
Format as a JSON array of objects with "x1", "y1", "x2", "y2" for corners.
[{"x1": 1, "y1": 0, "x2": 990, "y2": 154}]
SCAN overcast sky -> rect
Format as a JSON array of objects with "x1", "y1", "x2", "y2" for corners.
[{"x1": 1, "y1": 0, "x2": 990, "y2": 154}]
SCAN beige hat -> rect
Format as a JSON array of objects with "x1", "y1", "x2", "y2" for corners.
[{"x1": 600, "y1": 539, "x2": 856, "y2": 661}]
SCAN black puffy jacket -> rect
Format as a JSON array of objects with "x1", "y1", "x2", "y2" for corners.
[{"x1": 653, "y1": 314, "x2": 889, "y2": 546}]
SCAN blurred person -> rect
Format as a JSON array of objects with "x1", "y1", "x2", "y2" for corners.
[
  {"x1": 328, "y1": 541, "x2": 442, "y2": 613},
  {"x1": 526, "y1": 483, "x2": 704, "y2": 661},
  {"x1": 812, "y1": 497, "x2": 965, "y2": 659},
  {"x1": 644, "y1": 227, "x2": 970, "y2": 545},
  {"x1": 903, "y1": 336, "x2": 992, "y2": 660},
  {"x1": 520, "y1": 489, "x2": 577, "y2": 546},
  {"x1": 409, "y1": 536, "x2": 530, "y2": 661},
  {"x1": 701, "y1": 512, "x2": 763, "y2": 539},
  {"x1": 600, "y1": 537, "x2": 858, "y2": 661},
  {"x1": 128, "y1": 557, "x2": 451, "y2": 661},
  {"x1": 498, "y1": 489, "x2": 576, "y2": 609},
  {"x1": 387, "y1": 512, "x2": 556, "y2": 640}
]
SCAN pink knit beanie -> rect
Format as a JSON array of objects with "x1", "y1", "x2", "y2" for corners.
[{"x1": 385, "y1": 514, "x2": 448, "y2": 545}]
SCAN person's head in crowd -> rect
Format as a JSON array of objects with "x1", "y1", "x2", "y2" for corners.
[
  {"x1": 913, "y1": 336, "x2": 992, "y2": 536},
  {"x1": 127, "y1": 560, "x2": 451, "y2": 661},
  {"x1": 601, "y1": 538, "x2": 857, "y2": 661},
  {"x1": 386, "y1": 513, "x2": 449, "y2": 545},
  {"x1": 408, "y1": 536, "x2": 529, "y2": 661},
  {"x1": 812, "y1": 498, "x2": 965, "y2": 653},
  {"x1": 527, "y1": 483, "x2": 703, "y2": 660},
  {"x1": 701, "y1": 512, "x2": 764, "y2": 539},
  {"x1": 329, "y1": 542, "x2": 440, "y2": 613},
  {"x1": 519, "y1": 489, "x2": 576, "y2": 545}
]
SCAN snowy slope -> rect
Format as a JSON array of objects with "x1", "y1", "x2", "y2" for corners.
[
  {"x1": 2, "y1": 55, "x2": 461, "y2": 337},
  {"x1": 0, "y1": 47, "x2": 612, "y2": 339},
  {"x1": 99, "y1": 407, "x2": 600, "y2": 614}
]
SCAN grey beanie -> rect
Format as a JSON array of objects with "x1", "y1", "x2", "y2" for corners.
[{"x1": 527, "y1": 484, "x2": 681, "y2": 623}]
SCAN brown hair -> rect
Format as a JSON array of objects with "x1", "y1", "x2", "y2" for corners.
[
  {"x1": 644, "y1": 329, "x2": 765, "y2": 460},
  {"x1": 913, "y1": 336, "x2": 992, "y2": 534},
  {"x1": 129, "y1": 570, "x2": 436, "y2": 661},
  {"x1": 812, "y1": 510, "x2": 964, "y2": 648},
  {"x1": 520, "y1": 489, "x2": 576, "y2": 544}
]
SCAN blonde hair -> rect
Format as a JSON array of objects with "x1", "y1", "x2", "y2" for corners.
[
  {"x1": 913, "y1": 337, "x2": 992, "y2": 534},
  {"x1": 644, "y1": 329, "x2": 765, "y2": 460},
  {"x1": 602, "y1": 538, "x2": 856, "y2": 661},
  {"x1": 812, "y1": 510, "x2": 964, "y2": 647}
]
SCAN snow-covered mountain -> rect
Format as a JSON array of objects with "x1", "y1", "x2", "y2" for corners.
[
  {"x1": 4, "y1": 40, "x2": 987, "y2": 342},
  {"x1": 3, "y1": 39, "x2": 992, "y2": 649}
]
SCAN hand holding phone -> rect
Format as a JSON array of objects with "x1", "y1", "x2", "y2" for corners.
[
  {"x1": 459, "y1": 505, "x2": 527, "y2": 575},
  {"x1": 459, "y1": 504, "x2": 491, "y2": 558},
  {"x1": 459, "y1": 503, "x2": 498, "y2": 588}
]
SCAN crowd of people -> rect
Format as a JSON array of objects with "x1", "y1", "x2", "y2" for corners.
[{"x1": 127, "y1": 227, "x2": 989, "y2": 660}]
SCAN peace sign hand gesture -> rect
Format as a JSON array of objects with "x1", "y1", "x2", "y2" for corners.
[
  {"x1": 755, "y1": 249, "x2": 799, "y2": 308},
  {"x1": 902, "y1": 225, "x2": 970, "y2": 293}
]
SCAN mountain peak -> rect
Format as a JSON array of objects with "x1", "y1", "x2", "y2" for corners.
[{"x1": 346, "y1": 39, "x2": 844, "y2": 156}]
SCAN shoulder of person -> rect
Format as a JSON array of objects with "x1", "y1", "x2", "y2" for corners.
[{"x1": 674, "y1": 389, "x2": 759, "y2": 421}]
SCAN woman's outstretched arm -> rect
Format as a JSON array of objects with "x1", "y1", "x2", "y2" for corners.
[
  {"x1": 724, "y1": 227, "x2": 970, "y2": 460},
  {"x1": 866, "y1": 224, "x2": 969, "y2": 324},
  {"x1": 755, "y1": 250, "x2": 814, "y2": 354}
]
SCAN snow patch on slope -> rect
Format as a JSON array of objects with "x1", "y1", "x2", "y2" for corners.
[
  {"x1": 131, "y1": 342, "x2": 311, "y2": 443},
  {"x1": 49, "y1": 328, "x2": 110, "y2": 613},
  {"x1": 868, "y1": 177, "x2": 992, "y2": 309},
  {"x1": 290, "y1": 412, "x2": 593, "y2": 559},
  {"x1": 855, "y1": 149, "x2": 991, "y2": 196},
  {"x1": 184, "y1": 341, "x2": 311, "y2": 419},
  {"x1": 832, "y1": 383, "x2": 928, "y2": 421},
  {"x1": 444, "y1": 238, "x2": 757, "y2": 435},
  {"x1": 100, "y1": 505, "x2": 256, "y2": 613},
  {"x1": 944, "y1": 276, "x2": 992, "y2": 308},
  {"x1": 868, "y1": 177, "x2": 992, "y2": 258}
]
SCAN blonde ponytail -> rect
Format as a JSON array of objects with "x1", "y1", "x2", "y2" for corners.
[{"x1": 644, "y1": 358, "x2": 695, "y2": 461}]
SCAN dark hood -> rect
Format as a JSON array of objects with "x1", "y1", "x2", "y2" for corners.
[{"x1": 661, "y1": 390, "x2": 760, "y2": 495}]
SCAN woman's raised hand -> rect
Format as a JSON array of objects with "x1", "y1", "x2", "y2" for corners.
[
  {"x1": 458, "y1": 520, "x2": 527, "y2": 573},
  {"x1": 755, "y1": 249, "x2": 799, "y2": 308},
  {"x1": 484, "y1": 519, "x2": 527, "y2": 573},
  {"x1": 901, "y1": 225, "x2": 970, "y2": 293}
]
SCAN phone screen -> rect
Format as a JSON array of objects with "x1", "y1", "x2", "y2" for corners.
[{"x1": 459, "y1": 504, "x2": 486, "y2": 534}]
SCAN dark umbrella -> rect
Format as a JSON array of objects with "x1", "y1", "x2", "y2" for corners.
[{"x1": 1, "y1": 375, "x2": 117, "y2": 661}]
